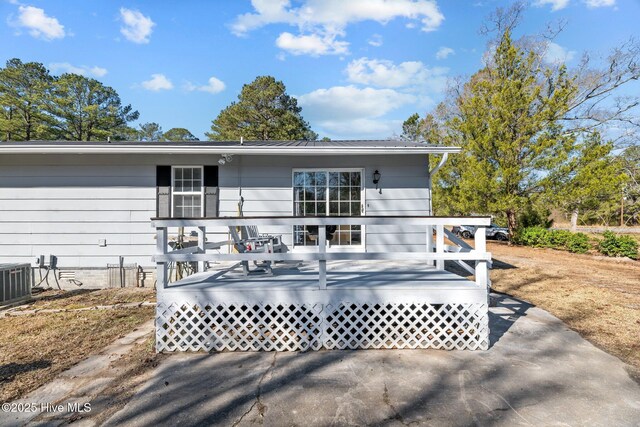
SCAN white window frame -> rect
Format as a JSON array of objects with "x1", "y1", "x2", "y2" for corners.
[
  {"x1": 171, "y1": 166, "x2": 204, "y2": 218},
  {"x1": 291, "y1": 168, "x2": 366, "y2": 252}
]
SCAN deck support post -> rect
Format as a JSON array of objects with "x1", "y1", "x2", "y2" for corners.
[
  {"x1": 474, "y1": 226, "x2": 489, "y2": 300},
  {"x1": 318, "y1": 224, "x2": 327, "y2": 289},
  {"x1": 156, "y1": 227, "x2": 168, "y2": 289},
  {"x1": 197, "y1": 226, "x2": 206, "y2": 272},
  {"x1": 426, "y1": 225, "x2": 435, "y2": 267},
  {"x1": 435, "y1": 225, "x2": 445, "y2": 270}
]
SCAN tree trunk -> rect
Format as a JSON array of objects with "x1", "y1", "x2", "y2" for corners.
[
  {"x1": 506, "y1": 209, "x2": 517, "y2": 241},
  {"x1": 25, "y1": 111, "x2": 31, "y2": 141},
  {"x1": 570, "y1": 208, "x2": 579, "y2": 231},
  {"x1": 6, "y1": 107, "x2": 13, "y2": 141}
]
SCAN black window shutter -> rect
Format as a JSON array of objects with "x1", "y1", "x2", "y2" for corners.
[
  {"x1": 156, "y1": 166, "x2": 171, "y2": 217},
  {"x1": 204, "y1": 166, "x2": 219, "y2": 217}
]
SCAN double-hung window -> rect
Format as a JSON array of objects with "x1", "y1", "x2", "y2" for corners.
[{"x1": 172, "y1": 166, "x2": 203, "y2": 217}]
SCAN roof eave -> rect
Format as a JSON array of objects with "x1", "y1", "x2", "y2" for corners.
[{"x1": 0, "y1": 145, "x2": 461, "y2": 155}]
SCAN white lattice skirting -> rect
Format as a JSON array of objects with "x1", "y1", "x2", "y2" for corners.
[{"x1": 156, "y1": 301, "x2": 489, "y2": 352}]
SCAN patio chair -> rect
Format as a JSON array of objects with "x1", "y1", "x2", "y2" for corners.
[
  {"x1": 242, "y1": 226, "x2": 284, "y2": 251},
  {"x1": 228, "y1": 225, "x2": 283, "y2": 275}
]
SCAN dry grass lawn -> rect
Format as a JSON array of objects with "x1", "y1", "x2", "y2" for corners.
[
  {"x1": 488, "y1": 242, "x2": 640, "y2": 380},
  {"x1": 11, "y1": 287, "x2": 155, "y2": 311},
  {"x1": 0, "y1": 288, "x2": 155, "y2": 403}
]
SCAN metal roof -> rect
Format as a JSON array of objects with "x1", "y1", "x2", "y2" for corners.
[{"x1": 0, "y1": 139, "x2": 460, "y2": 155}]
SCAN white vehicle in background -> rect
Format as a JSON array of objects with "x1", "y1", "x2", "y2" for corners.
[{"x1": 452, "y1": 224, "x2": 509, "y2": 241}]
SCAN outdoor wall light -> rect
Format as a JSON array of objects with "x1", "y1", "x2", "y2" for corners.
[
  {"x1": 218, "y1": 154, "x2": 234, "y2": 165},
  {"x1": 373, "y1": 170, "x2": 381, "y2": 185}
]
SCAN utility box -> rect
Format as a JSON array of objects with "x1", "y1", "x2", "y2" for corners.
[
  {"x1": 0, "y1": 263, "x2": 33, "y2": 305},
  {"x1": 107, "y1": 263, "x2": 139, "y2": 288}
]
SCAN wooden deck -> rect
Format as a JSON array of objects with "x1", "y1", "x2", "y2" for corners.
[
  {"x1": 161, "y1": 261, "x2": 486, "y2": 305},
  {"x1": 154, "y1": 216, "x2": 491, "y2": 352}
]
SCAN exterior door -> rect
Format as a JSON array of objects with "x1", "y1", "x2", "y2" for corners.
[{"x1": 293, "y1": 169, "x2": 363, "y2": 248}]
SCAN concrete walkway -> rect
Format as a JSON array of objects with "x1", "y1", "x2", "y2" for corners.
[
  {"x1": 102, "y1": 294, "x2": 640, "y2": 426},
  {"x1": 5, "y1": 320, "x2": 154, "y2": 427}
]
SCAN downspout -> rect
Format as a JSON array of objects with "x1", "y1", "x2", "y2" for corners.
[
  {"x1": 429, "y1": 152, "x2": 449, "y2": 177},
  {"x1": 427, "y1": 152, "x2": 448, "y2": 215}
]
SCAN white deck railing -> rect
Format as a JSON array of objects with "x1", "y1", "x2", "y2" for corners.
[{"x1": 151, "y1": 216, "x2": 492, "y2": 290}]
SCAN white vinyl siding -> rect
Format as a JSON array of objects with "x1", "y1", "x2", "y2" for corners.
[
  {"x1": 0, "y1": 153, "x2": 431, "y2": 269},
  {"x1": 218, "y1": 155, "x2": 430, "y2": 253},
  {"x1": 0, "y1": 154, "x2": 209, "y2": 268}
]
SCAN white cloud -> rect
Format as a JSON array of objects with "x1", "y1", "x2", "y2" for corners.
[
  {"x1": 185, "y1": 76, "x2": 226, "y2": 94},
  {"x1": 368, "y1": 34, "x2": 383, "y2": 47},
  {"x1": 49, "y1": 63, "x2": 108, "y2": 77},
  {"x1": 119, "y1": 8, "x2": 154, "y2": 44},
  {"x1": 436, "y1": 46, "x2": 454, "y2": 60},
  {"x1": 232, "y1": 0, "x2": 292, "y2": 35},
  {"x1": 232, "y1": 0, "x2": 444, "y2": 56},
  {"x1": 544, "y1": 42, "x2": 576, "y2": 64},
  {"x1": 583, "y1": 0, "x2": 615, "y2": 7},
  {"x1": 345, "y1": 57, "x2": 448, "y2": 93},
  {"x1": 535, "y1": 0, "x2": 616, "y2": 9},
  {"x1": 14, "y1": 6, "x2": 65, "y2": 40},
  {"x1": 298, "y1": 85, "x2": 414, "y2": 125},
  {"x1": 141, "y1": 74, "x2": 173, "y2": 91},
  {"x1": 299, "y1": 58, "x2": 450, "y2": 136},
  {"x1": 534, "y1": 0, "x2": 570, "y2": 10},
  {"x1": 233, "y1": 0, "x2": 444, "y2": 34},
  {"x1": 276, "y1": 31, "x2": 348, "y2": 56},
  {"x1": 299, "y1": 85, "x2": 414, "y2": 137},
  {"x1": 88, "y1": 66, "x2": 108, "y2": 77}
]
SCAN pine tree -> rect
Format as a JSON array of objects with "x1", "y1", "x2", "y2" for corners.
[
  {"x1": 548, "y1": 131, "x2": 627, "y2": 229},
  {"x1": 138, "y1": 122, "x2": 164, "y2": 141},
  {"x1": 0, "y1": 59, "x2": 54, "y2": 141},
  {"x1": 207, "y1": 76, "x2": 316, "y2": 141},
  {"x1": 400, "y1": 113, "x2": 423, "y2": 141},
  {"x1": 443, "y1": 30, "x2": 576, "y2": 236},
  {"x1": 48, "y1": 73, "x2": 139, "y2": 141},
  {"x1": 163, "y1": 127, "x2": 199, "y2": 141}
]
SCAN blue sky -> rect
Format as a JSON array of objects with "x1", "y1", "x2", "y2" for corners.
[{"x1": 1, "y1": 0, "x2": 639, "y2": 140}]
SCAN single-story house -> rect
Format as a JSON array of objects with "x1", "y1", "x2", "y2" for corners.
[
  {"x1": 0, "y1": 139, "x2": 458, "y2": 288},
  {"x1": 1, "y1": 139, "x2": 493, "y2": 352}
]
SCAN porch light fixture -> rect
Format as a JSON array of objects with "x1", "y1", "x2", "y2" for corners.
[{"x1": 373, "y1": 170, "x2": 381, "y2": 185}]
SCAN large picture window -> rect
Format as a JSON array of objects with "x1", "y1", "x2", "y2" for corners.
[
  {"x1": 293, "y1": 170, "x2": 363, "y2": 247},
  {"x1": 172, "y1": 166, "x2": 203, "y2": 217}
]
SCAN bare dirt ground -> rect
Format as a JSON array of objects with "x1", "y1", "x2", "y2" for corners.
[
  {"x1": 487, "y1": 242, "x2": 640, "y2": 380},
  {"x1": 0, "y1": 288, "x2": 155, "y2": 403}
]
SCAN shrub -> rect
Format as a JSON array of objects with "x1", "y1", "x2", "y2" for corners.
[
  {"x1": 515, "y1": 227, "x2": 592, "y2": 254},
  {"x1": 514, "y1": 226, "x2": 550, "y2": 247},
  {"x1": 566, "y1": 233, "x2": 590, "y2": 254},
  {"x1": 548, "y1": 229, "x2": 572, "y2": 248},
  {"x1": 598, "y1": 231, "x2": 639, "y2": 259}
]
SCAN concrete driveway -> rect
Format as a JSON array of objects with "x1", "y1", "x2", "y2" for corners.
[{"x1": 102, "y1": 294, "x2": 640, "y2": 426}]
